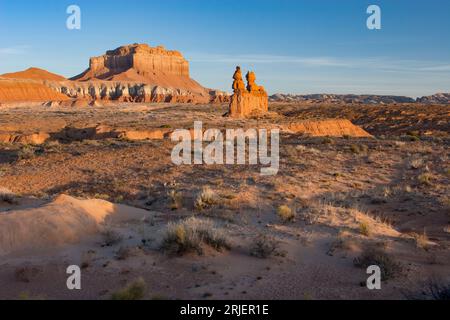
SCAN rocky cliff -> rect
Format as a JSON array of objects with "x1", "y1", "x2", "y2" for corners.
[
  {"x1": 46, "y1": 80, "x2": 211, "y2": 103},
  {"x1": 71, "y1": 43, "x2": 205, "y2": 93}
]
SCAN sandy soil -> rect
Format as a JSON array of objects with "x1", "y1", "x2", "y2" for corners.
[{"x1": 0, "y1": 102, "x2": 449, "y2": 300}]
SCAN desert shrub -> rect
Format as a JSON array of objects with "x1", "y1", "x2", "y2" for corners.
[
  {"x1": 160, "y1": 217, "x2": 229, "y2": 256},
  {"x1": 14, "y1": 266, "x2": 41, "y2": 283},
  {"x1": 424, "y1": 280, "x2": 450, "y2": 300},
  {"x1": 408, "y1": 157, "x2": 424, "y2": 170},
  {"x1": 412, "y1": 232, "x2": 430, "y2": 250},
  {"x1": 167, "y1": 190, "x2": 183, "y2": 210},
  {"x1": 0, "y1": 187, "x2": 17, "y2": 204},
  {"x1": 277, "y1": 205, "x2": 295, "y2": 222},
  {"x1": 418, "y1": 173, "x2": 433, "y2": 186},
  {"x1": 354, "y1": 247, "x2": 402, "y2": 281},
  {"x1": 350, "y1": 144, "x2": 368, "y2": 154},
  {"x1": 111, "y1": 278, "x2": 146, "y2": 300},
  {"x1": 321, "y1": 137, "x2": 333, "y2": 144},
  {"x1": 250, "y1": 234, "x2": 280, "y2": 258},
  {"x1": 17, "y1": 145, "x2": 36, "y2": 160},
  {"x1": 359, "y1": 222, "x2": 371, "y2": 237},
  {"x1": 115, "y1": 247, "x2": 132, "y2": 260},
  {"x1": 44, "y1": 140, "x2": 62, "y2": 153},
  {"x1": 194, "y1": 187, "x2": 217, "y2": 210},
  {"x1": 101, "y1": 228, "x2": 123, "y2": 246}
]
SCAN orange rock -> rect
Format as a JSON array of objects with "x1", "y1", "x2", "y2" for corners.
[
  {"x1": 285, "y1": 119, "x2": 372, "y2": 137},
  {"x1": 232, "y1": 66, "x2": 246, "y2": 92},
  {"x1": 0, "y1": 79, "x2": 69, "y2": 102},
  {"x1": 228, "y1": 67, "x2": 268, "y2": 118}
]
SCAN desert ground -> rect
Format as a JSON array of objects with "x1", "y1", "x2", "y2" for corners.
[{"x1": 0, "y1": 102, "x2": 449, "y2": 300}]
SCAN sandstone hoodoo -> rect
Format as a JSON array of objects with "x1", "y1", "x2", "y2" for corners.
[{"x1": 228, "y1": 66, "x2": 268, "y2": 118}]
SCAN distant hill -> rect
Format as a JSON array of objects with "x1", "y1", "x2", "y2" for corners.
[
  {"x1": 1, "y1": 67, "x2": 66, "y2": 81},
  {"x1": 416, "y1": 93, "x2": 450, "y2": 104},
  {"x1": 270, "y1": 93, "x2": 450, "y2": 104}
]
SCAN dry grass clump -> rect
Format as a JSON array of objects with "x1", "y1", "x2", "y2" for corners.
[
  {"x1": 14, "y1": 266, "x2": 42, "y2": 283},
  {"x1": 250, "y1": 234, "x2": 280, "y2": 258},
  {"x1": 167, "y1": 190, "x2": 183, "y2": 210},
  {"x1": 194, "y1": 187, "x2": 218, "y2": 211},
  {"x1": 111, "y1": 278, "x2": 146, "y2": 300},
  {"x1": 418, "y1": 173, "x2": 433, "y2": 186},
  {"x1": 101, "y1": 228, "x2": 123, "y2": 247},
  {"x1": 359, "y1": 222, "x2": 372, "y2": 237},
  {"x1": 327, "y1": 230, "x2": 358, "y2": 256},
  {"x1": 350, "y1": 144, "x2": 368, "y2": 154},
  {"x1": 17, "y1": 145, "x2": 36, "y2": 160},
  {"x1": 160, "y1": 217, "x2": 229, "y2": 256},
  {"x1": 277, "y1": 205, "x2": 295, "y2": 222},
  {"x1": 408, "y1": 157, "x2": 424, "y2": 170},
  {"x1": 0, "y1": 187, "x2": 17, "y2": 204},
  {"x1": 423, "y1": 280, "x2": 450, "y2": 300},
  {"x1": 411, "y1": 232, "x2": 430, "y2": 250},
  {"x1": 354, "y1": 247, "x2": 402, "y2": 281}
]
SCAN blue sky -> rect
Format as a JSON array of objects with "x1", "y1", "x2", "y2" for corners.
[{"x1": 0, "y1": 0, "x2": 449, "y2": 97}]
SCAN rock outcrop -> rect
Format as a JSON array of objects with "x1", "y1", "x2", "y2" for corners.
[
  {"x1": 416, "y1": 93, "x2": 450, "y2": 104},
  {"x1": 228, "y1": 67, "x2": 268, "y2": 118},
  {"x1": 285, "y1": 119, "x2": 372, "y2": 137},
  {"x1": 269, "y1": 94, "x2": 416, "y2": 104},
  {"x1": 71, "y1": 43, "x2": 206, "y2": 94},
  {"x1": 46, "y1": 80, "x2": 211, "y2": 103}
]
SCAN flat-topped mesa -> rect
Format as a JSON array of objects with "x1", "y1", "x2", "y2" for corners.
[
  {"x1": 72, "y1": 43, "x2": 190, "y2": 81},
  {"x1": 229, "y1": 66, "x2": 268, "y2": 118}
]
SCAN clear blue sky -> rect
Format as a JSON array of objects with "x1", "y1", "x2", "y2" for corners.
[{"x1": 1, "y1": 0, "x2": 449, "y2": 97}]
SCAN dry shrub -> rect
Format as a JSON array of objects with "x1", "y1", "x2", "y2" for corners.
[
  {"x1": 14, "y1": 266, "x2": 42, "y2": 283},
  {"x1": 354, "y1": 247, "x2": 402, "y2": 281},
  {"x1": 167, "y1": 190, "x2": 183, "y2": 210},
  {"x1": 194, "y1": 187, "x2": 218, "y2": 211},
  {"x1": 250, "y1": 234, "x2": 280, "y2": 258},
  {"x1": 277, "y1": 205, "x2": 295, "y2": 222},
  {"x1": 411, "y1": 232, "x2": 430, "y2": 250},
  {"x1": 101, "y1": 228, "x2": 123, "y2": 247},
  {"x1": 359, "y1": 222, "x2": 371, "y2": 237},
  {"x1": 0, "y1": 187, "x2": 17, "y2": 204},
  {"x1": 160, "y1": 217, "x2": 229, "y2": 256},
  {"x1": 111, "y1": 278, "x2": 146, "y2": 300}
]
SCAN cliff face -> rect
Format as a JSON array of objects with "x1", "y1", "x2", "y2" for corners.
[
  {"x1": 46, "y1": 80, "x2": 211, "y2": 103},
  {"x1": 72, "y1": 44, "x2": 194, "y2": 85}
]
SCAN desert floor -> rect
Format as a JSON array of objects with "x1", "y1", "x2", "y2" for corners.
[{"x1": 0, "y1": 102, "x2": 449, "y2": 300}]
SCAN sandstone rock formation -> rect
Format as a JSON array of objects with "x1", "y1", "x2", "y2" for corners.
[
  {"x1": 46, "y1": 80, "x2": 211, "y2": 103},
  {"x1": 0, "y1": 78, "x2": 69, "y2": 102},
  {"x1": 71, "y1": 43, "x2": 207, "y2": 95},
  {"x1": 0, "y1": 44, "x2": 229, "y2": 105},
  {"x1": 285, "y1": 119, "x2": 372, "y2": 137},
  {"x1": 229, "y1": 67, "x2": 268, "y2": 118}
]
